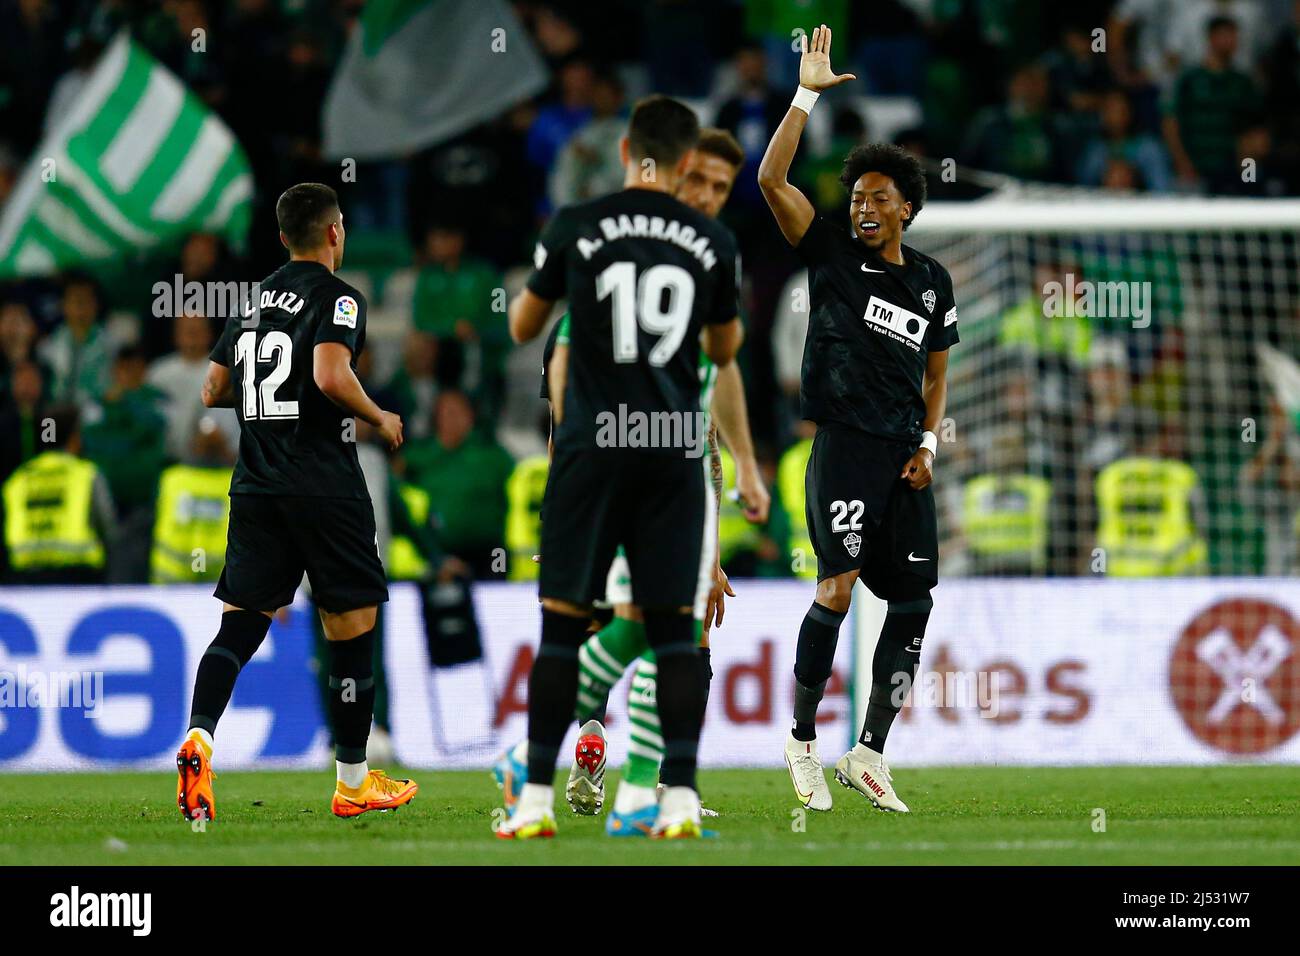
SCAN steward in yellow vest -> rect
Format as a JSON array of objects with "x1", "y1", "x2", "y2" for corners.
[
  {"x1": 1096, "y1": 457, "x2": 1207, "y2": 576},
  {"x1": 962, "y1": 473, "x2": 1051, "y2": 574},
  {"x1": 505, "y1": 455, "x2": 549, "y2": 581},
  {"x1": 2, "y1": 422, "x2": 110, "y2": 584},
  {"x1": 778, "y1": 437, "x2": 816, "y2": 578},
  {"x1": 717, "y1": 447, "x2": 765, "y2": 566},
  {"x1": 150, "y1": 464, "x2": 233, "y2": 583},
  {"x1": 387, "y1": 481, "x2": 441, "y2": 581}
]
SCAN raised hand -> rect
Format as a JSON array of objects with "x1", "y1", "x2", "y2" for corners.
[{"x1": 798, "y1": 24, "x2": 857, "y2": 92}]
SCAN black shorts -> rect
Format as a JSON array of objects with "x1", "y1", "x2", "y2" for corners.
[
  {"x1": 805, "y1": 424, "x2": 937, "y2": 599},
  {"x1": 214, "y1": 494, "x2": 389, "y2": 614},
  {"x1": 540, "y1": 446, "x2": 710, "y2": 610}
]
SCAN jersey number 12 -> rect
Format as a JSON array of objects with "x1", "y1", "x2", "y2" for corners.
[{"x1": 235, "y1": 330, "x2": 300, "y2": 420}]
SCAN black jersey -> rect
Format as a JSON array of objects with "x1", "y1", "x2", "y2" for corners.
[
  {"x1": 210, "y1": 260, "x2": 370, "y2": 499},
  {"x1": 525, "y1": 188, "x2": 740, "y2": 455},
  {"x1": 796, "y1": 216, "x2": 959, "y2": 442}
]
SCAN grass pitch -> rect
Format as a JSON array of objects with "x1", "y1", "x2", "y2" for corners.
[{"x1": 1, "y1": 766, "x2": 1297, "y2": 866}]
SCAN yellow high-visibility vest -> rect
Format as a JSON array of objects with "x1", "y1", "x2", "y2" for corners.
[
  {"x1": 505, "y1": 455, "x2": 549, "y2": 581},
  {"x1": 778, "y1": 438, "x2": 816, "y2": 579},
  {"x1": 149, "y1": 464, "x2": 233, "y2": 583},
  {"x1": 963, "y1": 473, "x2": 1051, "y2": 571},
  {"x1": 717, "y1": 448, "x2": 762, "y2": 564},
  {"x1": 3, "y1": 451, "x2": 105, "y2": 571},
  {"x1": 1096, "y1": 457, "x2": 1207, "y2": 576},
  {"x1": 388, "y1": 482, "x2": 431, "y2": 581}
]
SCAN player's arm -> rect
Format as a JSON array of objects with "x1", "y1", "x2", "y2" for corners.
[
  {"x1": 901, "y1": 348, "x2": 949, "y2": 491},
  {"x1": 702, "y1": 423, "x2": 736, "y2": 639},
  {"x1": 711, "y1": 361, "x2": 770, "y2": 523},
  {"x1": 200, "y1": 361, "x2": 233, "y2": 408},
  {"x1": 313, "y1": 343, "x2": 403, "y2": 450},
  {"x1": 509, "y1": 289, "x2": 555, "y2": 344},
  {"x1": 757, "y1": 25, "x2": 855, "y2": 246},
  {"x1": 514, "y1": 211, "x2": 570, "y2": 344},
  {"x1": 547, "y1": 340, "x2": 568, "y2": 428},
  {"x1": 702, "y1": 316, "x2": 743, "y2": 367}
]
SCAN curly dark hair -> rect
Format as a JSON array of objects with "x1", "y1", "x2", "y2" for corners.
[{"x1": 838, "y1": 143, "x2": 927, "y2": 230}]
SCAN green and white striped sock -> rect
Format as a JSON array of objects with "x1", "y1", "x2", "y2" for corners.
[
  {"x1": 575, "y1": 617, "x2": 647, "y2": 723},
  {"x1": 623, "y1": 652, "x2": 662, "y2": 788}
]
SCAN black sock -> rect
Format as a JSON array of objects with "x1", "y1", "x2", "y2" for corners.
[
  {"x1": 645, "y1": 610, "x2": 704, "y2": 789},
  {"x1": 792, "y1": 602, "x2": 844, "y2": 741},
  {"x1": 328, "y1": 629, "x2": 376, "y2": 765},
  {"x1": 860, "y1": 598, "x2": 931, "y2": 753},
  {"x1": 188, "y1": 610, "x2": 271, "y2": 735},
  {"x1": 526, "y1": 609, "x2": 591, "y2": 787},
  {"x1": 699, "y1": 645, "x2": 713, "y2": 724}
]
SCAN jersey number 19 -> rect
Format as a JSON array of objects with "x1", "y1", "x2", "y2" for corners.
[{"x1": 596, "y1": 260, "x2": 695, "y2": 367}]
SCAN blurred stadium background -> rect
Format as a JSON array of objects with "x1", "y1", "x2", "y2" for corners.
[{"x1": 1, "y1": 0, "x2": 1299, "y2": 773}]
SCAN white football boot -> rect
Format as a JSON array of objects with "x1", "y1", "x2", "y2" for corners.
[
  {"x1": 834, "y1": 744, "x2": 909, "y2": 812},
  {"x1": 657, "y1": 782, "x2": 719, "y2": 817},
  {"x1": 495, "y1": 783, "x2": 557, "y2": 840},
  {"x1": 784, "y1": 733, "x2": 833, "y2": 811},
  {"x1": 652, "y1": 785, "x2": 703, "y2": 839},
  {"x1": 565, "y1": 719, "x2": 607, "y2": 815}
]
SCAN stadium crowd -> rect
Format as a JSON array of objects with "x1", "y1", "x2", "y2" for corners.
[{"x1": 2, "y1": 0, "x2": 1299, "y2": 586}]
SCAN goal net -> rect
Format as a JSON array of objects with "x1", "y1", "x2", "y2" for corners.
[
  {"x1": 845, "y1": 188, "x2": 1300, "y2": 762},
  {"x1": 903, "y1": 187, "x2": 1300, "y2": 580}
]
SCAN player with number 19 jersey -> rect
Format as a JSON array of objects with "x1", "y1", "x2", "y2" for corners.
[{"x1": 528, "y1": 187, "x2": 739, "y2": 609}]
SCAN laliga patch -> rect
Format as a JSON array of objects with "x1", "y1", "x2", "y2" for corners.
[
  {"x1": 843, "y1": 532, "x2": 862, "y2": 558},
  {"x1": 945, "y1": 306, "x2": 957, "y2": 327},
  {"x1": 922, "y1": 289, "x2": 936, "y2": 313},
  {"x1": 333, "y1": 295, "x2": 358, "y2": 328}
]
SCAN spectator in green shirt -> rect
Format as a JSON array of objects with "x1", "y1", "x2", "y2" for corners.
[
  {"x1": 82, "y1": 345, "x2": 168, "y2": 582},
  {"x1": 400, "y1": 390, "x2": 513, "y2": 577},
  {"x1": 1163, "y1": 16, "x2": 1260, "y2": 193},
  {"x1": 412, "y1": 221, "x2": 507, "y2": 421},
  {"x1": 38, "y1": 273, "x2": 113, "y2": 412}
]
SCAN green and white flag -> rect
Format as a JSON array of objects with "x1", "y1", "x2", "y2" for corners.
[
  {"x1": 1258, "y1": 343, "x2": 1300, "y2": 436},
  {"x1": 0, "y1": 32, "x2": 253, "y2": 278},
  {"x1": 322, "y1": 0, "x2": 549, "y2": 161}
]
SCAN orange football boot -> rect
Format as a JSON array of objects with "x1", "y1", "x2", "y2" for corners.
[
  {"x1": 176, "y1": 738, "x2": 217, "y2": 823},
  {"x1": 331, "y1": 770, "x2": 418, "y2": 818}
]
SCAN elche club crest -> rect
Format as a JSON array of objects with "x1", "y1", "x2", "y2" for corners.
[
  {"x1": 1168, "y1": 598, "x2": 1300, "y2": 754},
  {"x1": 922, "y1": 289, "x2": 936, "y2": 313},
  {"x1": 843, "y1": 532, "x2": 862, "y2": 558}
]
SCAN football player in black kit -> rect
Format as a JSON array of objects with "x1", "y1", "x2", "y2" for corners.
[
  {"x1": 176, "y1": 184, "x2": 418, "y2": 822},
  {"x1": 759, "y1": 26, "x2": 958, "y2": 813},
  {"x1": 502, "y1": 96, "x2": 744, "y2": 839}
]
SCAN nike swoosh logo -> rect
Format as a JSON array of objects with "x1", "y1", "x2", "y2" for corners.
[
  {"x1": 907, "y1": 553, "x2": 930, "y2": 562},
  {"x1": 785, "y1": 755, "x2": 814, "y2": 801},
  {"x1": 861, "y1": 264, "x2": 886, "y2": 273}
]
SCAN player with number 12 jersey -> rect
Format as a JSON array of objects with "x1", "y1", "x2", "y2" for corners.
[{"x1": 177, "y1": 184, "x2": 415, "y2": 826}]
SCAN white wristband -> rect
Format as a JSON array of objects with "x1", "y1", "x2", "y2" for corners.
[
  {"x1": 920, "y1": 431, "x2": 938, "y2": 456},
  {"x1": 791, "y1": 86, "x2": 820, "y2": 114}
]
